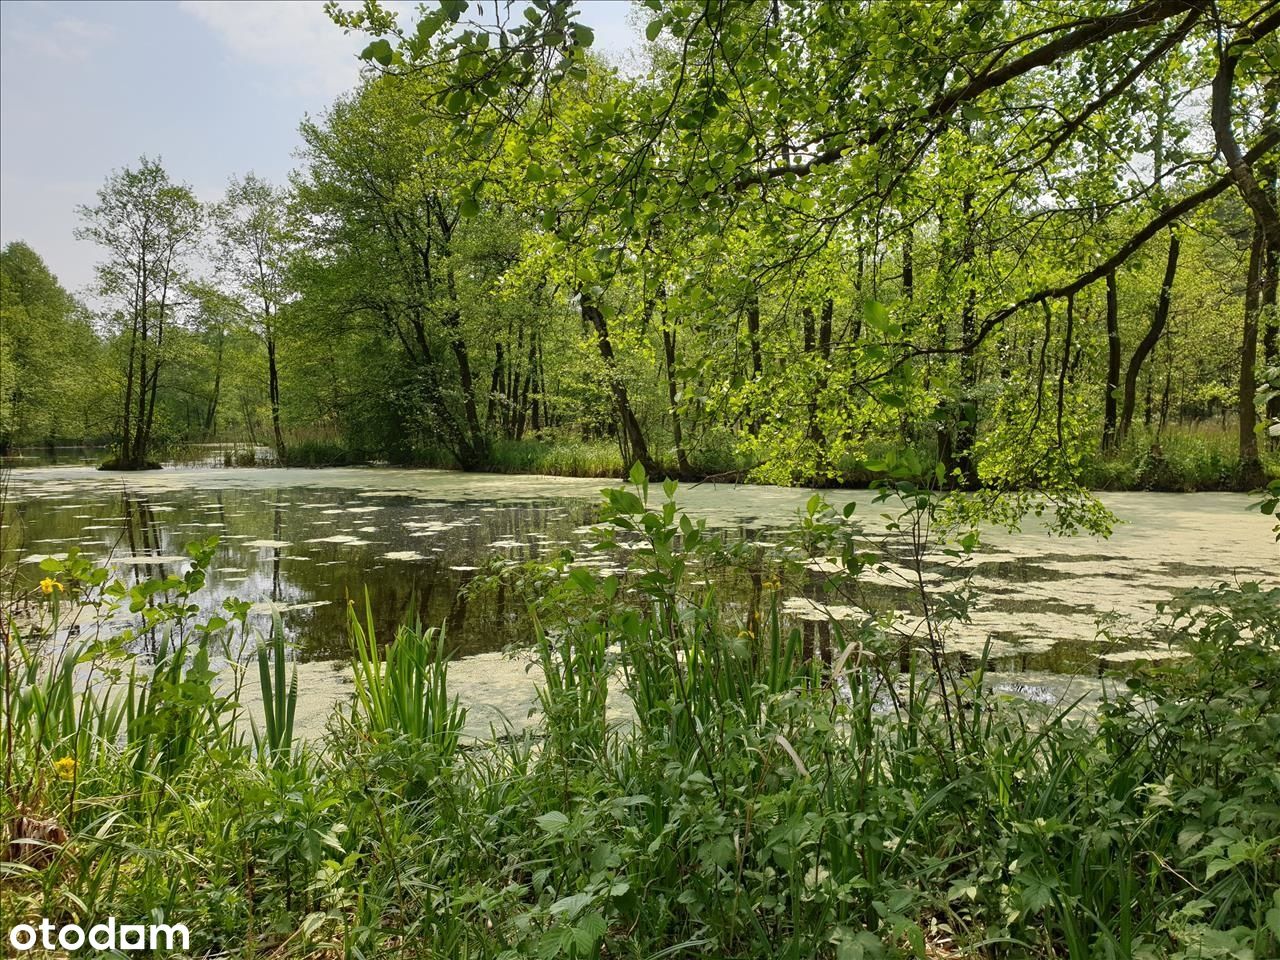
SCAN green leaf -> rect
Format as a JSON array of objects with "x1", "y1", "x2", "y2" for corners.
[
  {"x1": 863, "y1": 299, "x2": 889, "y2": 331},
  {"x1": 535, "y1": 811, "x2": 569, "y2": 834},
  {"x1": 549, "y1": 891, "x2": 592, "y2": 918},
  {"x1": 362, "y1": 39, "x2": 394, "y2": 66},
  {"x1": 1204, "y1": 858, "x2": 1235, "y2": 880},
  {"x1": 606, "y1": 489, "x2": 645, "y2": 514},
  {"x1": 1266, "y1": 890, "x2": 1280, "y2": 937},
  {"x1": 446, "y1": 88, "x2": 469, "y2": 114}
]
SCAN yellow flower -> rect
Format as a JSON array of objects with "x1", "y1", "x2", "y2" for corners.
[
  {"x1": 53, "y1": 755, "x2": 77, "y2": 781},
  {"x1": 39, "y1": 577, "x2": 65, "y2": 595}
]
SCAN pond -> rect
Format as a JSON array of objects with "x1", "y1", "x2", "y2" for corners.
[{"x1": 4, "y1": 466, "x2": 1277, "y2": 736}]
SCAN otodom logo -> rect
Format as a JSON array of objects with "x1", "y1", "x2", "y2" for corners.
[{"x1": 8, "y1": 917, "x2": 190, "y2": 952}]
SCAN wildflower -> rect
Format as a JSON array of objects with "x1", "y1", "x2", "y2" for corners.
[
  {"x1": 53, "y1": 755, "x2": 77, "y2": 782},
  {"x1": 40, "y1": 577, "x2": 65, "y2": 595}
]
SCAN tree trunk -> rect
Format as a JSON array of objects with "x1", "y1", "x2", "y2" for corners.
[
  {"x1": 1102, "y1": 270, "x2": 1121, "y2": 450},
  {"x1": 902, "y1": 228, "x2": 914, "y2": 301},
  {"x1": 580, "y1": 288, "x2": 655, "y2": 475},
  {"x1": 531, "y1": 332, "x2": 544, "y2": 432},
  {"x1": 140, "y1": 357, "x2": 163, "y2": 467},
  {"x1": 952, "y1": 191, "x2": 980, "y2": 490},
  {"x1": 1260, "y1": 147, "x2": 1279, "y2": 438},
  {"x1": 819, "y1": 297, "x2": 833, "y2": 358},
  {"x1": 1119, "y1": 230, "x2": 1180, "y2": 445},
  {"x1": 802, "y1": 305, "x2": 823, "y2": 448},
  {"x1": 136, "y1": 262, "x2": 171, "y2": 470},
  {"x1": 120, "y1": 312, "x2": 139, "y2": 466},
  {"x1": 515, "y1": 337, "x2": 536, "y2": 440},
  {"x1": 132, "y1": 306, "x2": 149, "y2": 468},
  {"x1": 267, "y1": 334, "x2": 286, "y2": 462},
  {"x1": 1240, "y1": 225, "x2": 1266, "y2": 487},
  {"x1": 448, "y1": 323, "x2": 484, "y2": 465},
  {"x1": 1159, "y1": 328, "x2": 1173, "y2": 433},
  {"x1": 487, "y1": 340, "x2": 505, "y2": 428},
  {"x1": 661, "y1": 316, "x2": 690, "y2": 475},
  {"x1": 1055, "y1": 293, "x2": 1075, "y2": 448},
  {"x1": 746, "y1": 290, "x2": 763, "y2": 436},
  {"x1": 507, "y1": 323, "x2": 521, "y2": 435},
  {"x1": 1264, "y1": 233, "x2": 1279, "y2": 443},
  {"x1": 953, "y1": 287, "x2": 980, "y2": 489},
  {"x1": 809, "y1": 298, "x2": 833, "y2": 450},
  {"x1": 443, "y1": 262, "x2": 486, "y2": 467},
  {"x1": 536, "y1": 335, "x2": 551, "y2": 428},
  {"x1": 204, "y1": 329, "x2": 224, "y2": 437}
]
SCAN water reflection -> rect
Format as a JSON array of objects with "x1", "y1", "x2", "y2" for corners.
[
  {"x1": 5, "y1": 471, "x2": 1276, "y2": 677},
  {"x1": 5, "y1": 483, "x2": 599, "y2": 661}
]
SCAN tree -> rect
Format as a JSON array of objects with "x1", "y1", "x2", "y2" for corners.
[
  {"x1": 337, "y1": 0, "x2": 1275, "y2": 494},
  {"x1": 77, "y1": 158, "x2": 201, "y2": 469},
  {"x1": 0, "y1": 242, "x2": 108, "y2": 448},
  {"x1": 1210, "y1": 7, "x2": 1279, "y2": 485},
  {"x1": 212, "y1": 173, "x2": 293, "y2": 461},
  {"x1": 292, "y1": 77, "x2": 503, "y2": 468}
]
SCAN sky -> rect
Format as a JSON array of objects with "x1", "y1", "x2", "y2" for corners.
[{"x1": 0, "y1": 0, "x2": 642, "y2": 296}]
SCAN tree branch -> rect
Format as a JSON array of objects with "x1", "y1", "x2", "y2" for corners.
[{"x1": 732, "y1": 0, "x2": 1204, "y2": 190}]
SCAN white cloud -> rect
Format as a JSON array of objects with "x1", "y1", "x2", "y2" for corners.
[{"x1": 178, "y1": 0, "x2": 375, "y2": 98}]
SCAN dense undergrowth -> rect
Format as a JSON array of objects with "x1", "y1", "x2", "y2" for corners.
[
  {"x1": 47, "y1": 417, "x2": 1276, "y2": 493},
  {"x1": 195, "y1": 423, "x2": 1280, "y2": 494},
  {"x1": 3, "y1": 476, "x2": 1278, "y2": 959}
]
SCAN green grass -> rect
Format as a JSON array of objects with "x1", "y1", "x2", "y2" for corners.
[
  {"x1": 1081, "y1": 422, "x2": 1280, "y2": 492},
  {"x1": 483, "y1": 437, "x2": 628, "y2": 477},
  {"x1": 282, "y1": 438, "x2": 367, "y2": 467},
  {"x1": 348, "y1": 592, "x2": 466, "y2": 753},
  {"x1": 293, "y1": 423, "x2": 1280, "y2": 494},
  {"x1": 136, "y1": 417, "x2": 1276, "y2": 495}
]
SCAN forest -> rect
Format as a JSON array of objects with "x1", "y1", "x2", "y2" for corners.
[
  {"x1": 4, "y1": 2, "x2": 1280, "y2": 959},
  {"x1": 2, "y1": 0, "x2": 1278, "y2": 494}
]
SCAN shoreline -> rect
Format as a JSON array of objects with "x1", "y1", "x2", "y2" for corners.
[{"x1": 6, "y1": 456, "x2": 1278, "y2": 496}]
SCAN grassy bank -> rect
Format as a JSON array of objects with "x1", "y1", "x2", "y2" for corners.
[
  {"x1": 1078, "y1": 424, "x2": 1280, "y2": 492},
  {"x1": 3, "y1": 480, "x2": 1277, "y2": 958},
  {"x1": 246, "y1": 424, "x2": 1280, "y2": 494}
]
